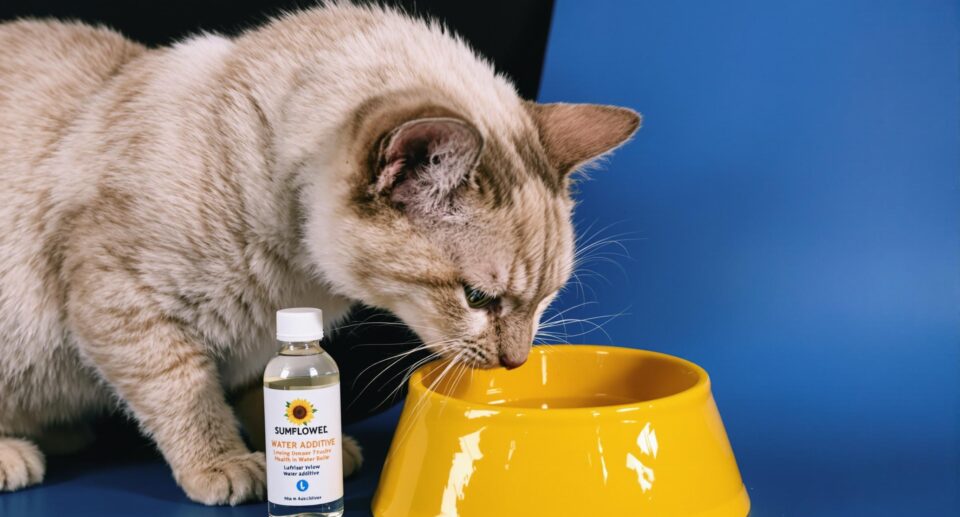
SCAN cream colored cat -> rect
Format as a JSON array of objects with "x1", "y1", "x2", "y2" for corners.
[{"x1": 0, "y1": 2, "x2": 639, "y2": 505}]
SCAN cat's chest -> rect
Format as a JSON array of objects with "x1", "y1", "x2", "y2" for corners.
[{"x1": 216, "y1": 287, "x2": 353, "y2": 389}]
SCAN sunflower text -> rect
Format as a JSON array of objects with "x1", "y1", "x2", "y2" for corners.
[{"x1": 274, "y1": 425, "x2": 330, "y2": 435}]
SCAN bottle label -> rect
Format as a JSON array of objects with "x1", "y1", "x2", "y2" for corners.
[{"x1": 264, "y1": 384, "x2": 343, "y2": 506}]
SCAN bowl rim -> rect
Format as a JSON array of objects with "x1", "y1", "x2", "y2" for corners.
[{"x1": 406, "y1": 344, "x2": 713, "y2": 418}]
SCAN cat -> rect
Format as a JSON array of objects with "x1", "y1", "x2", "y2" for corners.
[{"x1": 0, "y1": 2, "x2": 639, "y2": 505}]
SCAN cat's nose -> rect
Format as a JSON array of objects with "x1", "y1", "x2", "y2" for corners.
[{"x1": 499, "y1": 352, "x2": 527, "y2": 370}]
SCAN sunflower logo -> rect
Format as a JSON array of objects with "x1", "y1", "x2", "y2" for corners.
[{"x1": 285, "y1": 399, "x2": 315, "y2": 425}]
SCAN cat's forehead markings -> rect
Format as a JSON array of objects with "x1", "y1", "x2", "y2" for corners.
[
  {"x1": 474, "y1": 135, "x2": 552, "y2": 210},
  {"x1": 509, "y1": 132, "x2": 560, "y2": 193},
  {"x1": 507, "y1": 218, "x2": 532, "y2": 296},
  {"x1": 533, "y1": 202, "x2": 554, "y2": 300}
]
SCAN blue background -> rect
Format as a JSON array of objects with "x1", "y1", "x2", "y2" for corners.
[
  {"x1": 2, "y1": 1, "x2": 957, "y2": 515},
  {"x1": 539, "y1": 0, "x2": 959, "y2": 515}
]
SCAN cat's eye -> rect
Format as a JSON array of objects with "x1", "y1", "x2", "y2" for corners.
[{"x1": 464, "y1": 284, "x2": 498, "y2": 309}]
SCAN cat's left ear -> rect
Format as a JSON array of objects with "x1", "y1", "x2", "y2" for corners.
[
  {"x1": 374, "y1": 117, "x2": 483, "y2": 214},
  {"x1": 525, "y1": 102, "x2": 641, "y2": 177}
]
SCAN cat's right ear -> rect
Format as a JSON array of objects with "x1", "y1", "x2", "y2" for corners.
[
  {"x1": 373, "y1": 117, "x2": 483, "y2": 216},
  {"x1": 525, "y1": 101, "x2": 641, "y2": 177}
]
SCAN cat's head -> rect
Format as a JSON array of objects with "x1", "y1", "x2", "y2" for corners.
[{"x1": 303, "y1": 93, "x2": 638, "y2": 368}]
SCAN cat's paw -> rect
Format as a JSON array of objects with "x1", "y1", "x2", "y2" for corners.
[
  {"x1": 343, "y1": 434, "x2": 363, "y2": 477},
  {"x1": 0, "y1": 438, "x2": 45, "y2": 491},
  {"x1": 177, "y1": 451, "x2": 266, "y2": 505}
]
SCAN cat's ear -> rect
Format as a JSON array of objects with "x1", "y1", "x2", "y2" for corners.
[
  {"x1": 374, "y1": 117, "x2": 483, "y2": 214},
  {"x1": 525, "y1": 102, "x2": 641, "y2": 176}
]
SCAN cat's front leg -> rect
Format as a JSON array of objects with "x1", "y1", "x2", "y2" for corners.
[{"x1": 70, "y1": 303, "x2": 265, "y2": 505}]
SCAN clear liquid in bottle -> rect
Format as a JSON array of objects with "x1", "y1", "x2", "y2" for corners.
[{"x1": 263, "y1": 308, "x2": 344, "y2": 517}]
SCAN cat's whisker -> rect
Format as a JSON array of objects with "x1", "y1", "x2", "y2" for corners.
[
  {"x1": 351, "y1": 343, "x2": 432, "y2": 385},
  {"x1": 569, "y1": 222, "x2": 636, "y2": 294},
  {"x1": 335, "y1": 311, "x2": 392, "y2": 327},
  {"x1": 541, "y1": 313, "x2": 625, "y2": 344},
  {"x1": 375, "y1": 343, "x2": 457, "y2": 396},
  {"x1": 350, "y1": 337, "x2": 459, "y2": 390},
  {"x1": 436, "y1": 358, "x2": 470, "y2": 418},
  {"x1": 539, "y1": 300, "x2": 599, "y2": 325},
  {"x1": 537, "y1": 311, "x2": 626, "y2": 330},
  {"x1": 363, "y1": 335, "x2": 490, "y2": 411},
  {"x1": 573, "y1": 240, "x2": 634, "y2": 267},
  {"x1": 539, "y1": 301, "x2": 601, "y2": 341},
  {"x1": 565, "y1": 268, "x2": 595, "y2": 303},
  {"x1": 334, "y1": 319, "x2": 447, "y2": 336},
  {"x1": 575, "y1": 244, "x2": 634, "y2": 264},
  {"x1": 572, "y1": 220, "x2": 634, "y2": 260},
  {"x1": 354, "y1": 333, "x2": 468, "y2": 409},
  {"x1": 454, "y1": 358, "x2": 469, "y2": 389},
  {"x1": 534, "y1": 332, "x2": 565, "y2": 342},
  {"x1": 373, "y1": 360, "x2": 431, "y2": 409},
  {"x1": 371, "y1": 351, "x2": 446, "y2": 410},
  {"x1": 574, "y1": 257, "x2": 630, "y2": 283},
  {"x1": 365, "y1": 338, "x2": 459, "y2": 376},
  {"x1": 349, "y1": 342, "x2": 460, "y2": 409},
  {"x1": 572, "y1": 219, "x2": 616, "y2": 254},
  {"x1": 539, "y1": 317, "x2": 621, "y2": 334},
  {"x1": 394, "y1": 351, "x2": 465, "y2": 446},
  {"x1": 349, "y1": 337, "x2": 424, "y2": 349},
  {"x1": 434, "y1": 360, "x2": 462, "y2": 419}
]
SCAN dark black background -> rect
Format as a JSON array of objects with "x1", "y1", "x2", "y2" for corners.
[
  {"x1": 0, "y1": 0, "x2": 553, "y2": 99},
  {"x1": 0, "y1": 0, "x2": 554, "y2": 423}
]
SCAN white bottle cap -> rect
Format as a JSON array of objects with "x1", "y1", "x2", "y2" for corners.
[{"x1": 276, "y1": 308, "x2": 324, "y2": 342}]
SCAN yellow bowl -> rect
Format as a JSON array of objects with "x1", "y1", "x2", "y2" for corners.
[{"x1": 371, "y1": 345, "x2": 750, "y2": 517}]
